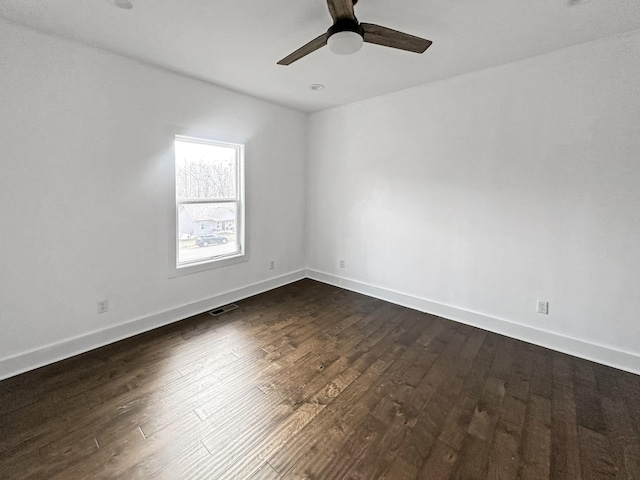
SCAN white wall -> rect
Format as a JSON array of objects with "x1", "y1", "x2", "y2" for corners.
[
  {"x1": 0, "y1": 21, "x2": 307, "y2": 379},
  {"x1": 307, "y1": 30, "x2": 640, "y2": 373}
]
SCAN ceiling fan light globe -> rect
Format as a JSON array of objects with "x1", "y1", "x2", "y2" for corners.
[{"x1": 328, "y1": 31, "x2": 364, "y2": 55}]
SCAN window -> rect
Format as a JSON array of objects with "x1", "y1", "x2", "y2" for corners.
[{"x1": 174, "y1": 135, "x2": 244, "y2": 268}]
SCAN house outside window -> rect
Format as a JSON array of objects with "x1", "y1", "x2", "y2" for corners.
[{"x1": 175, "y1": 135, "x2": 244, "y2": 268}]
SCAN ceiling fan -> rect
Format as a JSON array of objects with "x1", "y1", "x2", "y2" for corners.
[{"x1": 278, "y1": 0, "x2": 432, "y2": 65}]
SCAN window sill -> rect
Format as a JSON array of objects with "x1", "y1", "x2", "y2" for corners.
[{"x1": 169, "y1": 252, "x2": 248, "y2": 278}]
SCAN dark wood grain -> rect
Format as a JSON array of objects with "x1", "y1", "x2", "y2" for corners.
[
  {"x1": 550, "y1": 353, "x2": 582, "y2": 480},
  {"x1": 519, "y1": 393, "x2": 552, "y2": 479},
  {"x1": 361, "y1": 23, "x2": 432, "y2": 53},
  {"x1": 1, "y1": 279, "x2": 639, "y2": 480}
]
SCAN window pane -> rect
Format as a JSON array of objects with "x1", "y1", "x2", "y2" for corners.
[
  {"x1": 175, "y1": 139, "x2": 237, "y2": 200},
  {"x1": 177, "y1": 202, "x2": 239, "y2": 265}
]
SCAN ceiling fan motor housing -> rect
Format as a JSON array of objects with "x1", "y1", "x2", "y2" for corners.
[{"x1": 327, "y1": 19, "x2": 364, "y2": 40}]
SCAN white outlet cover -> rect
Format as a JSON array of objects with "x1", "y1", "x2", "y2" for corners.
[{"x1": 536, "y1": 300, "x2": 549, "y2": 315}]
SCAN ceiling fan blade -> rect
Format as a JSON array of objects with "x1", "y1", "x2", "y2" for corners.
[
  {"x1": 326, "y1": 0, "x2": 357, "y2": 23},
  {"x1": 277, "y1": 33, "x2": 328, "y2": 65},
  {"x1": 361, "y1": 23, "x2": 432, "y2": 54}
]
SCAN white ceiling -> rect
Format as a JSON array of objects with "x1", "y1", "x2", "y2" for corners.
[{"x1": 2, "y1": 0, "x2": 640, "y2": 112}]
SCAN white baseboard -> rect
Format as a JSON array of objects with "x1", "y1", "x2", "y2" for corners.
[
  {"x1": 306, "y1": 269, "x2": 640, "y2": 376},
  {"x1": 3, "y1": 268, "x2": 638, "y2": 381},
  {"x1": 0, "y1": 270, "x2": 306, "y2": 381}
]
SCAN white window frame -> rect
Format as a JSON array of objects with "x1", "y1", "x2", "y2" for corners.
[{"x1": 173, "y1": 134, "x2": 245, "y2": 273}]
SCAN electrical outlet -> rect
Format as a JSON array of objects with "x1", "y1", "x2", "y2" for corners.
[
  {"x1": 269, "y1": 260, "x2": 275, "y2": 270},
  {"x1": 339, "y1": 259, "x2": 345, "y2": 269},
  {"x1": 97, "y1": 300, "x2": 109, "y2": 314},
  {"x1": 536, "y1": 300, "x2": 549, "y2": 315}
]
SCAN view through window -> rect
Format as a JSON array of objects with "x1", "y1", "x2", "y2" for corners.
[{"x1": 175, "y1": 136, "x2": 244, "y2": 267}]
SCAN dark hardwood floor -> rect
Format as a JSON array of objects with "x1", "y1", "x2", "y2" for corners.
[{"x1": 1, "y1": 279, "x2": 639, "y2": 479}]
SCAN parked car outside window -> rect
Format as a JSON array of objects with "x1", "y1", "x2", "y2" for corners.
[{"x1": 195, "y1": 234, "x2": 229, "y2": 247}]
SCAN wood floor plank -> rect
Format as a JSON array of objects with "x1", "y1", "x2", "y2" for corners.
[
  {"x1": 1, "y1": 279, "x2": 639, "y2": 480},
  {"x1": 574, "y1": 361, "x2": 607, "y2": 434},
  {"x1": 448, "y1": 373, "x2": 507, "y2": 480},
  {"x1": 486, "y1": 339, "x2": 532, "y2": 480},
  {"x1": 146, "y1": 442, "x2": 211, "y2": 480},
  {"x1": 467, "y1": 376, "x2": 506, "y2": 441},
  {"x1": 530, "y1": 350, "x2": 554, "y2": 399},
  {"x1": 4, "y1": 431, "x2": 99, "y2": 480},
  {"x1": 499, "y1": 350, "x2": 530, "y2": 429},
  {"x1": 268, "y1": 358, "x2": 390, "y2": 475},
  {"x1": 438, "y1": 334, "x2": 501, "y2": 452},
  {"x1": 449, "y1": 435, "x2": 491, "y2": 480},
  {"x1": 355, "y1": 413, "x2": 412, "y2": 479},
  {"x1": 578, "y1": 426, "x2": 617, "y2": 480},
  {"x1": 594, "y1": 362, "x2": 640, "y2": 479},
  {"x1": 601, "y1": 396, "x2": 640, "y2": 480},
  {"x1": 617, "y1": 370, "x2": 640, "y2": 439},
  {"x1": 380, "y1": 456, "x2": 420, "y2": 480},
  {"x1": 417, "y1": 440, "x2": 458, "y2": 480},
  {"x1": 246, "y1": 462, "x2": 280, "y2": 480},
  {"x1": 320, "y1": 414, "x2": 387, "y2": 479},
  {"x1": 486, "y1": 418, "x2": 522, "y2": 480},
  {"x1": 393, "y1": 330, "x2": 479, "y2": 469},
  {"x1": 518, "y1": 393, "x2": 552, "y2": 480},
  {"x1": 220, "y1": 402, "x2": 325, "y2": 479},
  {"x1": 278, "y1": 422, "x2": 354, "y2": 479},
  {"x1": 550, "y1": 353, "x2": 582, "y2": 480}
]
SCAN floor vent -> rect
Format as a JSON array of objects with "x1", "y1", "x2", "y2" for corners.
[{"x1": 208, "y1": 304, "x2": 239, "y2": 317}]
